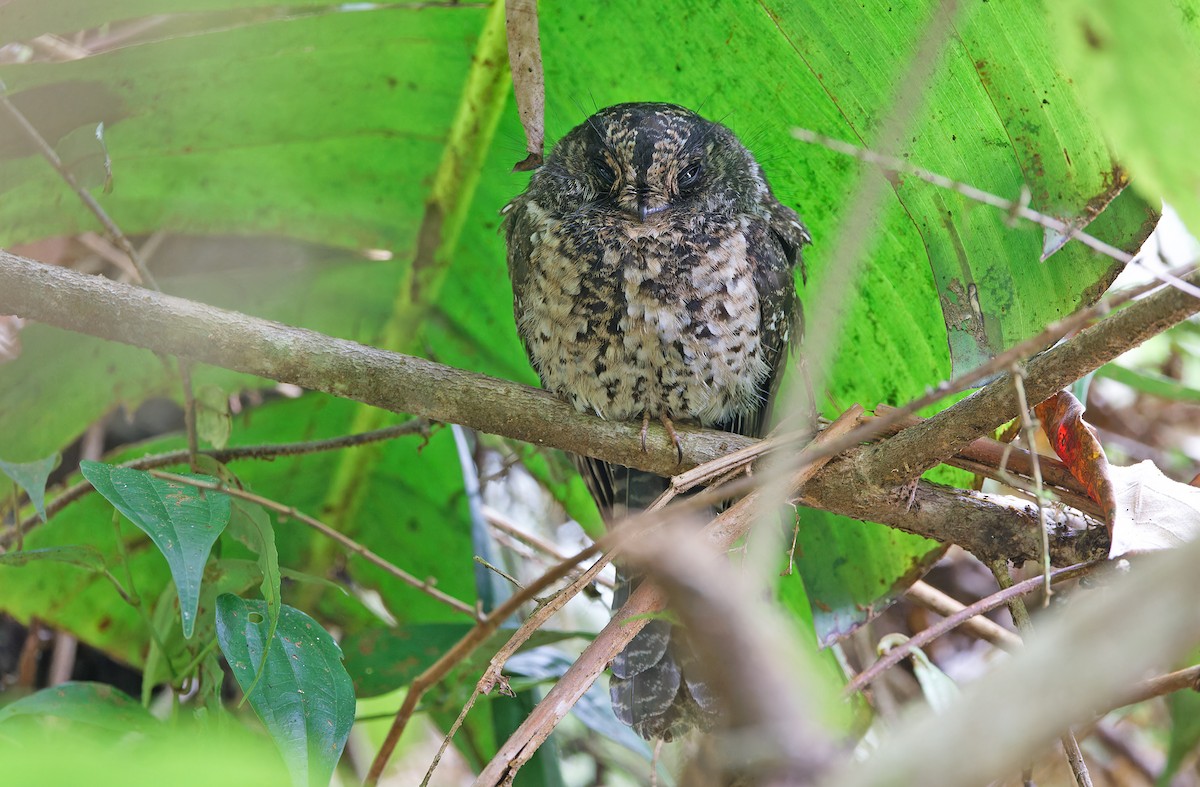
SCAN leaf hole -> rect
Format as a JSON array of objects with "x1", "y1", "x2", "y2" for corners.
[{"x1": 248, "y1": 612, "x2": 264, "y2": 624}]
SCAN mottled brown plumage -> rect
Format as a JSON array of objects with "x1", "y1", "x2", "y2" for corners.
[{"x1": 503, "y1": 103, "x2": 808, "y2": 739}]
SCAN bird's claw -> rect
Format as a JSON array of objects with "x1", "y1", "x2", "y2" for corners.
[{"x1": 659, "y1": 413, "x2": 684, "y2": 466}]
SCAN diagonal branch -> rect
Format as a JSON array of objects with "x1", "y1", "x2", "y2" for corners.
[{"x1": 863, "y1": 271, "x2": 1200, "y2": 488}]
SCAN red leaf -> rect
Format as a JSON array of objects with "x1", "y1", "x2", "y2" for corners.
[{"x1": 1034, "y1": 391, "x2": 1116, "y2": 529}]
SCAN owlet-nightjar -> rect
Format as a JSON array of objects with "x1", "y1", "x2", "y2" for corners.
[{"x1": 503, "y1": 102, "x2": 809, "y2": 740}]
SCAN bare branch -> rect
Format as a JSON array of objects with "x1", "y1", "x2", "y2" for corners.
[{"x1": 0, "y1": 251, "x2": 1145, "y2": 564}]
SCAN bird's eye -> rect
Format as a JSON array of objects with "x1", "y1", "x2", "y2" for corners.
[
  {"x1": 594, "y1": 159, "x2": 617, "y2": 189},
  {"x1": 678, "y1": 162, "x2": 704, "y2": 191}
]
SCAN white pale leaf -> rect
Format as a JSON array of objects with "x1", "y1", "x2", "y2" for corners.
[{"x1": 1109, "y1": 460, "x2": 1200, "y2": 558}]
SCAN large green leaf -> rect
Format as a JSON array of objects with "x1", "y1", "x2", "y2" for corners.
[
  {"x1": 1052, "y1": 0, "x2": 1200, "y2": 233},
  {"x1": 79, "y1": 462, "x2": 230, "y2": 637},
  {"x1": 0, "y1": 5, "x2": 485, "y2": 250},
  {"x1": 0, "y1": 682, "x2": 155, "y2": 735},
  {"x1": 215, "y1": 594, "x2": 355, "y2": 787}
]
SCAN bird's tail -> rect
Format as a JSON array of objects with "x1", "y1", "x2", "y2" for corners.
[{"x1": 603, "y1": 466, "x2": 719, "y2": 741}]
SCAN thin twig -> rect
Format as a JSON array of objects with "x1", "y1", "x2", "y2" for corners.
[
  {"x1": 1011, "y1": 365, "x2": 1052, "y2": 601},
  {"x1": 3, "y1": 419, "x2": 431, "y2": 548},
  {"x1": 0, "y1": 91, "x2": 158, "y2": 289},
  {"x1": 903, "y1": 580, "x2": 1021, "y2": 650},
  {"x1": 474, "y1": 556, "x2": 524, "y2": 589},
  {"x1": 844, "y1": 561, "x2": 1102, "y2": 696},
  {"x1": 421, "y1": 681, "x2": 485, "y2": 787},
  {"x1": 145, "y1": 471, "x2": 477, "y2": 618},
  {"x1": 791, "y1": 127, "x2": 1200, "y2": 303},
  {"x1": 483, "y1": 504, "x2": 614, "y2": 589},
  {"x1": 989, "y1": 560, "x2": 1092, "y2": 787},
  {"x1": 363, "y1": 542, "x2": 604, "y2": 785},
  {"x1": 1117, "y1": 663, "x2": 1200, "y2": 708}
]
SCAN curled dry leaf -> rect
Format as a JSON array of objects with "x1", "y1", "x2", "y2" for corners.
[
  {"x1": 1035, "y1": 390, "x2": 1117, "y2": 527},
  {"x1": 505, "y1": 0, "x2": 545, "y2": 171},
  {"x1": 1109, "y1": 461, "x2": 1200, "y2": 557}
]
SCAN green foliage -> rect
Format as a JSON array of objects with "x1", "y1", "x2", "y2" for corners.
[
  {"x1": 0, "y1": 681, "x2": 156, "y2": 736},
  {"x1": 216, "y1": 595, "x2": 355, "y2": 787},
  {"x1": 1053, "y1": 0, "x2": 1200, "y2": 232},
  {"x1": 80, "y1": 462, "x2": 230, "y2": 637},
  {"x1": 342, "y1": 622, "x2": 586, "y2": 698},
  {"x1": 0, "y1": 712, "x2": 291, "y2": 786},
  {"x1": 0, "y1": 453, "x2": 58, "y2": 522},
  {"x1": 0, "y1": 0, "x2": 1194, "y2": 782}
]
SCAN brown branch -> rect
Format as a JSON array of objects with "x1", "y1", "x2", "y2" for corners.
[
  {"x1": 1117, "y1": 664, "x2": 1200, "y2": 709},
  {"x1": 870, "y1": 404, "x2": 1101, "y2": 517},
  {"x1": 0, "y1": 251, "x2": 1129, "y2": 565},
  {"x1": 844, "y1": 560, "x2": 1101, "y2": 696},
  {"x1": 903, "y1": 580, "x2": 1021, "y2": 650},
  {"x1": 863, "y1": 269, "x2": 1200, "y2": 488},
  {"x1": 0, "y1": 251, "x2": 746, "y2": 478}
]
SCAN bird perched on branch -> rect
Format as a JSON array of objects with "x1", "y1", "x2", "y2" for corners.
[{"x1": 503, "y1": 102, "x2": 808, "y2": 740}]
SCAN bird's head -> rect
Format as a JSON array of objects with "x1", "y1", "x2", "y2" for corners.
[{"x1": 538, "y1": 102, "x2": 767, "y2": 224}]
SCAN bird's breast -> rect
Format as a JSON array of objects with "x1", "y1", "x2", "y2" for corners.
[{"x1": 518, "y1": 216, "x2": 769, "y2": 426}]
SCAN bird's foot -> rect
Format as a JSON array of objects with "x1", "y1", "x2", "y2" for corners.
[{"x1": 640, "y1": 410, "x2": 651, "y2": 452}]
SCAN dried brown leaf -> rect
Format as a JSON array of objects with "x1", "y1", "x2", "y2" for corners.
[{"x1": 1035, "y1": 390, "x2": 1117, "y2": 526}]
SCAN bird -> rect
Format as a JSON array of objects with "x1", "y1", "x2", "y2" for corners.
[{"x1": 502, "y1": 102, "x2": 809, "y2": 740}]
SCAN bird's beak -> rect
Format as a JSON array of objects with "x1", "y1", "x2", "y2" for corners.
[{"x1": 637, "y1": 199, "x2": 667, "y2": 223}]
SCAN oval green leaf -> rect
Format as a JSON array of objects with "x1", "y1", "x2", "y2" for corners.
[{"x1": 215, "y1": 594, "x2": 354, "y2": 787}]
